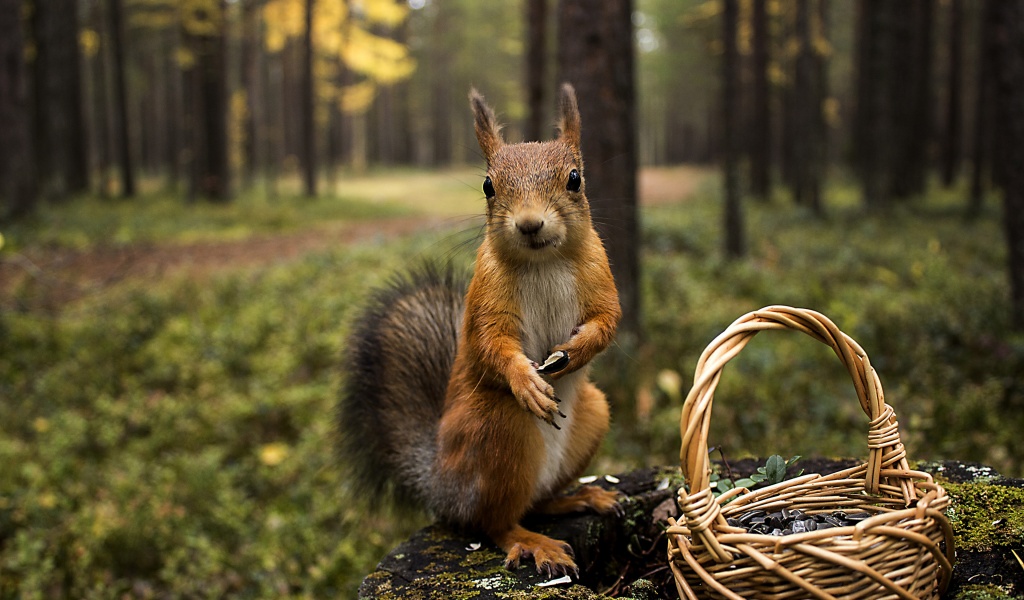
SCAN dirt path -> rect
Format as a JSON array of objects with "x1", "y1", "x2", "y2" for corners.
[{"x1": 1, "y1": 167, "x2": 709, "y2": 310}]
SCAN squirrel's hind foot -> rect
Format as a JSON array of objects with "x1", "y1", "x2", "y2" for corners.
[
  {"x1": 497, "y1": 525, "x2": 578, "y2": 579},
  {"x1": 538, "y1": 485, "x2": 625, "y2": 517}
]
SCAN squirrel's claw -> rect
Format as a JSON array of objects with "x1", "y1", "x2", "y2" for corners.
[{"x1": 513, "y1": 364, "x2": 561, "y2": 424}]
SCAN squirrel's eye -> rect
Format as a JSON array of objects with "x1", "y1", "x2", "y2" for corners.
[
  {"x1": 566, "y1": 169, "x2": 582, "y2": 193},
  {"x1": 483, "y1": 176, "x2": 495, "y2": 198}
]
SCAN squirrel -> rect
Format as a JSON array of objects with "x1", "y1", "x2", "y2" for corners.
[{"x1": 338, "y1": 83, "x2": 622, "y2": 578}]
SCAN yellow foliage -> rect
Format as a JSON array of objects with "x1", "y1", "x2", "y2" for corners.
[
  {"x1": 129, "y1": 10, "x2": 178, "y2": 30},
  {"x1": 682, "y1": 0, "x2": 720, "y2": 27},
  {"x1": 822, "y1": 97, "x2": 841, "y2": 128},
  {"x1": 813, "y1": 34, "x2": 833, "y2": 58},
  {"x1": 132, "y1": 0, "x2": 177, "y2": 7},
  {"x1": 181, "y1": 0, "x2": 222, "y2": 37},
  {"x1": 340, "y1": 80, "x2": 377, "y2": 115},
  {"x1": 314, "y1": 1, "x2": 349, "y2": 53},
  {"x1": 80, "y1": 28, "x2": 100, "y2": 59},
  {"x1": 259, "y1": 0, "x2": 415, "y2": 114},
  {"x1": 176, "y1": 46, "x2": 196, "y2": 69},
  {"x1": 342, "y1": 28, "x2": 415, "y2": 84},
  {"x1": 259, "y1": 442, "x2": 291, "y2": 467},
  {"x1": 263, "y1": 0, "x2": 305, "y2": 52},
  {"x1": 361, "y1": 0, "x2": 408, "y2": 28},
  {"x1": 229, "y1": 90, "x2": 249, "y2": 173},
  {"x1": 318, "y1": 78, "x2": 339, "y2": 102}
]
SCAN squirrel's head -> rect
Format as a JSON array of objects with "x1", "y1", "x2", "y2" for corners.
[{"x1": 469, "y1": 84, "x2": 589, "y2": 264}]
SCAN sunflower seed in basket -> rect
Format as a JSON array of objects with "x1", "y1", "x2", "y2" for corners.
[{"x1": 728, "y1": 508, "x2": 882, "y2": 536}]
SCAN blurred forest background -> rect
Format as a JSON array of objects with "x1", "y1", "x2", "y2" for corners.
[{"x1": 2, "y1": 0, "x2": 1024, "y2": 597}]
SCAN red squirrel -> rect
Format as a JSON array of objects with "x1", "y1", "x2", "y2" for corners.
[{"x1": 339, "y1": 83, "x2": 622, "y2": 577}]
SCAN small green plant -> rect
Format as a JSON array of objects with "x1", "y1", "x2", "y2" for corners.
[{"x1": 710, "y1": 455, "x2": 803, "y2": 496}]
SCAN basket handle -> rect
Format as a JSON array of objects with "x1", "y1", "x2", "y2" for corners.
[{"x1": 677, "y1": 307, "x2": 915, "y2": 555}]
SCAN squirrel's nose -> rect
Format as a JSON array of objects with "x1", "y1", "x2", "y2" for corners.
[{"x1": 516, "y1": 216, "x2": 544, "y2": 235}]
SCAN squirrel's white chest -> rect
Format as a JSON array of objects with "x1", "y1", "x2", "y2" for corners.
[
  {"x1": 516, "y1": 264, "x2": 579, "y2": 363},
  {"x1": 516, "y1": 264, "x2": 582, "y2": 502}
]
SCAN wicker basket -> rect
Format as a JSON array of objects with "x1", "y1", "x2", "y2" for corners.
[{"x1": 666, "y1": 306, "x2": 955, "y2": 600}]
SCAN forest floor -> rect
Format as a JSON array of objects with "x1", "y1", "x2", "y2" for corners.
[{"x1": 0, "y1": 166, "x2": 710, "y2": 310}]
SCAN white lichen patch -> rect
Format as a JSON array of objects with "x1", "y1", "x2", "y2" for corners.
[{"x1": 474, "y1": 575, "x2": 509, "y2": 591}]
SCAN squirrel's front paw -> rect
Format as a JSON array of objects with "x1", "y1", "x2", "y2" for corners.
[{"x1": 511, "y1": 367, "x2": 563, "y2": 428}]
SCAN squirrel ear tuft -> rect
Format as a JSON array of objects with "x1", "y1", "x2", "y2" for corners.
[
  {"x1": 557, "y1": 83, "x2": 581, "y2": 153},
  {"x1": 469, "y1": 88, "x2": 503, "y2": 162}
]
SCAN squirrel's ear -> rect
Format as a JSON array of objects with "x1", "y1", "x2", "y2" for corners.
[
  {"x1": 469, "y1": 88, "x2": 503, "y2": 162},
  {"x1": 557, "y1": 83, "x2": 581, "y2": 153}
]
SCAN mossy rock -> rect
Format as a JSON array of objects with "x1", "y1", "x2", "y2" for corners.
[{"x1": 359, "y1": 461, "x2": 1024, "y2": 599}]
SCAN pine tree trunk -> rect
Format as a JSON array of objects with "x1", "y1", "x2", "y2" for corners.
[
  {"x1": 941, "y1": 0, "x2": 964, "y2": 187},
  {"x1": 32, "y1": 0, "x2": 90, "y2": 198},
  {"x1": 165, "y1": 25, "x2": 183, "y2": 192},
  {"x1": 750, "y1": 0, "x2": 770, "y2": 201},
  {"x1": 992, "y1": 0, "x2": 1024, "y2": 329},
  {"x1": 240, "y1": 0, "x2": 261, "y2": 189},
  {"x1": 108, "y1": 0, "x2": 135, "y2": 197},
  {"x1": 185, "y1": 0, "x2": 230, "y2": 202},
  {"x1": 88, "y1": 0, "x2": 114, "y2": 196},
  {"x1": 525, "y1": 0, "x2": 547, "y2": 142},
  {"x1": 898, "y1": 0, "x2": 934, "y2": 199},
  {"x1": 557, "y1": 0, "x2": 641, "y2": 343},
  {"x1": 301, "y1": 0, "x2": 316, "y2": 196},
  {"x1": 856, "y1": 0, "x2": 900, "y2": 208},
  {"x1": 791, "y1": 0, "x2": 821, "y2": 215},
  {"x1": 969, "y1": 0, "x2": 996, "y2": 219},
  {"x1": 722, "y1": 0, "x2": 745, "y2": 258},
  {"x1": 430, "y1": 4, "x2": 453, "y2": 165},
  {"x1": 0, "y1": 0, "x2": 36, "y2": 219}
]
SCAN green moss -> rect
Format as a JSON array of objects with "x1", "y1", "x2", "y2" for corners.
[
  {"x1": 496, "y1": 585, "x2": 599, "y2": 599},
  {"x1": 954, "y1": 584, "x2": 1016, "y2": 600},
  {"x1": 943, "y1": 482, "x2": 1024, "y2": 551}
]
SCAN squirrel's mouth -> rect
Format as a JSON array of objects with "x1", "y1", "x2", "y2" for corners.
[{"x1": 525, "y1": 236, "x2": 558, "y2": 250}]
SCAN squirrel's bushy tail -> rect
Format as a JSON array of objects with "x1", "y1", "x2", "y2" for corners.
[{"x1": 337, "y1": 262, "x2": 466, "y2": 511}]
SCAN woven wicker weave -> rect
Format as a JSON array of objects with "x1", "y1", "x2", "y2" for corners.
[{"x1": 667, "y1": 306, "x2": 955, "y2": 600}]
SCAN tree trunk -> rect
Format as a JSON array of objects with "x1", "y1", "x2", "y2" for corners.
[
  {"x1": 240, "y1": 0, "x2": 261, "y2": 189},
  {"x1": 557, "y1": 0, "x2": 641, "y2": 344},
  {"x1": 722, "y1": 0, "x2": 745, "y2": 258},
  {"x1": 165, "y1": 26, "x2": 183, "y2": 192},
  {"x1": 749, "y1": 0, "x2": 770, "y2": 201},
  {"x1": 525, "y1": 0, "x2": 547, "y2": 142},
  {"x1": 852, "y1": 0, "x2": 873, "y2": 200},
  {"x1": 301, "y1": 0, "x2": 316, "y2": 196},
  {"x1": 791, "y1": 0, "x2": 822, "y2": 215},
  {"x1": 108, "y1": 0, "x2": 135, "y2": 197},
  {"x1": 941, "y1": 0, "x2": 964, "y2": 188},
  {"x1": 991, "y1": 0, "x2": 1024, "y2": 329},
  {"x1": 184, "y1": 0, "x2": 230, "y2": 202},
  {"x1": 969, "y1": 0, "x2": 996, "y2": 220},
  {"x1": 87, "y1": 0, "x2": 114, "y2": 196},
  {"x1": 0, "y1": 0, "x2": 36, "y2": 219},
  {"x1": 855, "y1": 0, "x2": 902, "y2": 208},
  {"x1": 32, "y1": 0, "x2": 90, "y2": 198},
  {"x1": 392, "y1": 17, "x2": 413, "y2": 165},
  {"x1": 894, "y1": 0, "x2": 934, "y2": 199},
  {"x1": 430, "y1": 4, "x2": 453, "y2": 165}
]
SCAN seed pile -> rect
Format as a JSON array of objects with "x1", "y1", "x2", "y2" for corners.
[{"x1": 726, "y1": 508, "x2": 874, "y2": 536}]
